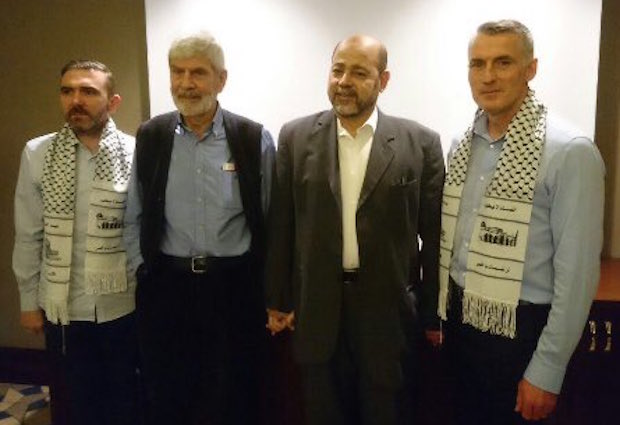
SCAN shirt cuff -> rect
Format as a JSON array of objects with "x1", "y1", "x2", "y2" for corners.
[
  {"x1": 523, "y1": 351, "x2": 567, "y2": 394},
  {"x1": 19, "y1": 290, "x2": 40, "y2": 312}
]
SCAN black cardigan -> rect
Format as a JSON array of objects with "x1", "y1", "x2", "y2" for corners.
[{"x1": 134, "y1": 110, "x2": 266, "y2": 273}]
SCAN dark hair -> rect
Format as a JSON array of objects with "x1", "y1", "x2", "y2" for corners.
[{"x1": 60, "y1": 60, "x2": 115, "y2": 95}]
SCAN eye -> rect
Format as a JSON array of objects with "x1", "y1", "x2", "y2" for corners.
[
  {"x1": 191, "y1": 69, "x2": 208, "y2": 77},
  {"x1": 331, "y1": 68, "x2": 344, "y2": 77},
  {"x1": 60, "y1": 87, "x2": 72, "y2": 95},
  {"x1": 468, "y1": 60, "x2": 484, "y2": 69},
  {"x1": 497, "y1": 59, "x2": 512, "y2": 68}
]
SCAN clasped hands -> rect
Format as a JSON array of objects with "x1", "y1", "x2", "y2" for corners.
[{"x1": 266, "y1": 308, "x2": 295, "y2": 336}]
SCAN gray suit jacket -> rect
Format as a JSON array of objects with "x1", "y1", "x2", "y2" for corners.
[{"x1": 265, "y1": 109, "x2": 444, "y2": 386}]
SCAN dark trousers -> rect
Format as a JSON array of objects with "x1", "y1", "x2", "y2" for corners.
[
  {"x1": 45, "y1": 313, "x2": 139, "y2": 425},
  {"x1": 300, "y1": 283, "x2": 417, "y2": 425},
  {"x1": 445, "y1": 281, "x2": 551, "y2": 425},
  {"x1": 136, "y1": 255, "x2": 266, "y2": 425}
]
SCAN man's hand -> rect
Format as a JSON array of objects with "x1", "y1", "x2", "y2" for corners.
[
  {"x1": 515, "y1": 378, "x2": 558, "y2": 421},
  {"x1": 266, "y1": 309, "x2": 295, "y2": 336},
  {"x1": 20, "y1": 310, "x2": 44, "y2": 334}
]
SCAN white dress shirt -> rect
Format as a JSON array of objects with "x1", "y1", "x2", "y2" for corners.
[{"x1": 337, "y1": 108, "x2": 378, "y2": 270}]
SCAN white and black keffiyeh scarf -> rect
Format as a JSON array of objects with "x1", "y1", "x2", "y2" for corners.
[
  {"x1": 41, "y1": 119, "x2": 131, "y2": 325},
  {"x1": 439, "y1": 90, "x2": 547, "y2": 338}
]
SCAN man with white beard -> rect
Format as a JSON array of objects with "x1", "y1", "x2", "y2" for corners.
[{"x1": 123, "y1": 32, "x2": 275, "y2": 425}]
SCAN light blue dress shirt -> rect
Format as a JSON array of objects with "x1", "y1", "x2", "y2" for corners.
[
  {"x1": 13, "y1": 131, "x2": 136, "y2": 323},
  {"x1": 123, "y1": 106, "x2": 275, "y2": 273},
  {"x1": 449, "y1": 113, "x2": 605, "y2": 393}
]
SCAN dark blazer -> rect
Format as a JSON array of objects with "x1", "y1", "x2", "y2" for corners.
[{"x1": 265, "y1": 109, "x2": 444, "y2": 385}]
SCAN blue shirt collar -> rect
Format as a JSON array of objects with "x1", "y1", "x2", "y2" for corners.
[{"x1": 473, "y1": 111, "x2": 504, "y2": 144}]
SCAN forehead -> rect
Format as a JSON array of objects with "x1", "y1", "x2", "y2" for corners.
[
  {"x1": 170, "y1": 56, "x2": 214, "y2": 71},
  {"x1": 60, "y1": 68, "x2": 108, "y2": 88},
  {"x1": 468, "y1": 33, "x2": 526, "y2": 59},
  {"x1": 332, "y1": 41, "x2": 380, "y2": 69}
]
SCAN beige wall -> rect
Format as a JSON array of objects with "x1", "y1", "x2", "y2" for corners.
[
  {"x1": 597, "y1": 0, "x2": 620, "y2": 258},
  {"x1": 0, "y1": 0, "x2": 618, "y2": 348},
  {"x1": 0, "y1": 0, "x2": 149, "y2": 348}
]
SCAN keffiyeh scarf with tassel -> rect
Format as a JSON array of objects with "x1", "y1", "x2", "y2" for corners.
[
  {"x1": 41, "y1": 119, "x2": 131, "y2": 325},
  {"x1": 439, "y1": 90, "x2": 547, "y2": 338}
]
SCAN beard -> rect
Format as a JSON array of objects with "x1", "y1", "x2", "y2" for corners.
[
  {"x1": 330, "y1": 88, "x2": 377, "y2": 119},
  {"x1": 333, "y1": 101, "x2": 361, "y2": 117},
  {"x1": 65, "y1": 106, "x2": 107, "y2": 136},
  {"x1": 172, "y1": 91, "x2": 217, "y2": 117}
]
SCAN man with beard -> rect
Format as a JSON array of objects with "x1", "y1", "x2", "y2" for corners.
[
  {"x1": 13, "y1": 60, "x2": 138, "y2": 425},
  {"x1": 123, "y1": 32, "x2": 275, "y2": 425},
  {"x1": 265, "y1": 35, "x2": 444, "y2": 425}
]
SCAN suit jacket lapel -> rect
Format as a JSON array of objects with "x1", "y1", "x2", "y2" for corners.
[
  {"x1": 310, "y1": 110, "x2": 341, "y2": 213},
  {"x1": 358, "y1": 111, "x2": 395, "y2": 209}
]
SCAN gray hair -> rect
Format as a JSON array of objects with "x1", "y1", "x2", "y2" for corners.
[
  {"x1": 168, "y1": 32, "x2": 226, "y2": 71},
  {"x1": 60, "y1": 59, "x2": 115, "y2": 95},
  {"x1": 476, "y1": 20, "x2": 534, "y2": 59}
]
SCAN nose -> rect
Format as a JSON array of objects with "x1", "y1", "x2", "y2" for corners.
[
  {"x1": 337, "y1": 71, "x2": 352, "y2": 87},
  {"x1": 70, "y1": 91, "x2": 84, "y2": 105},
  {"x1": 481, "y1": 64, "x2": 497, "y2": 83},
  {"x1": 180, "y1": 71, "x2": 195, "y2": 88}
]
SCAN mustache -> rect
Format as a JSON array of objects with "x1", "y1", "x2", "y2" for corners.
[
  {"x1": 68, "y1": 106, "x2": 89, "y2": 116},
  {"x1": 175, "y1": 90, "x2": 202, "y2": 98}
]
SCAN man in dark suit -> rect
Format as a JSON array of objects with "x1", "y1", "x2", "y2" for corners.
[
  {"x1": 265, "y1": 34, "x2": 444, "y2": 425},
  {"x1": 123, "y1": 32, "x2": 275, "y2": 425}
]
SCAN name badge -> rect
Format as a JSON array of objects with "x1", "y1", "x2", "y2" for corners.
[{"x1": 222, "y1": 162, "x2": 236, "y2": 172}]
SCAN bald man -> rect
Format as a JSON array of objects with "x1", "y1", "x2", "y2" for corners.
[{"x1": 265, "y1": 35, "x2": 444, "y2": 425}]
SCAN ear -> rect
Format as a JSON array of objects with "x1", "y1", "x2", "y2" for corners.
[
  {"x1": 525, "y1": 58, "x2": 538, "y2": 82},
  {"x1": 107, "y1": 94, "x2": 122, "y2": 113},
  {"x1": 217, "y1": 69, "x2": 228, "y2": 93},
  {"x1": 379, "y1": 69, "x2": 390, "y2": 92}
]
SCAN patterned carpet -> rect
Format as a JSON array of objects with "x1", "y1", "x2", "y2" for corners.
[{"x1": 0, "y1": 384, "x2": 50, "y2": 425}]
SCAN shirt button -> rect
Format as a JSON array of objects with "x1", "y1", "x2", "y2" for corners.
[
  {"x1": 196, "y1": 168, "x2": 201, "y2": 174},
  {"x1": 480, "y1": 176, "x2": 485, "y2": 181},
  {"x1": 197, "y1": 197, "x2": 202, "y2": 203},
  {"x1": 465, "y1": 242, "x2": 469, "y2": 248}
]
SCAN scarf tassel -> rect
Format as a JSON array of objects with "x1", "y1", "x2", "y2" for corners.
[
  {"x1": 462, "y1": 292, "x2": 517, "y2": 339},
  {"x1": 45, "y1": 283, "x2": 70, "y2": 325}
]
